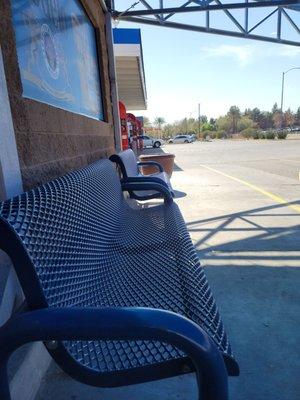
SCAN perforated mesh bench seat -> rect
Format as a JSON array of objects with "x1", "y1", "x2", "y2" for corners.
[{"x1": 0, "y1": 159, "x2": 238, "y2": 398}]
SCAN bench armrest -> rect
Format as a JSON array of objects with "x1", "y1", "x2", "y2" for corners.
[
  {"x1": 0, "y1": 307, "x2": 228, "y2": 400},
  {"x1": 121, "y1": 176, "x2": 170, "y2": 190},
  {"x1": 121, "y1": 181, "x2": 173, "y2": 204},
  {"x1": 137, "y1": 161, "x2": 164, "y2": 173}
]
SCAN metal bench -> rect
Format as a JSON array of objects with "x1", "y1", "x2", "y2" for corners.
[
  {"x1": 110, "y1": 149, "x2": 175, "y2": 200},
  {"x1": 0, "y1": 159, "x2": 239, "y2": 400}
]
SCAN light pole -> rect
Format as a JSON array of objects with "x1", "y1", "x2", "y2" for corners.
[{"x1": 280, "y1": 67, "x2": 300, "y2": 129}]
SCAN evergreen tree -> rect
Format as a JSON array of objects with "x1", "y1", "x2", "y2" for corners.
[
  {"x1": 250, "y1": 108, "x2": 262, "y2": 124},
  {"x1": 284, "y1": 108, "x2": 295, "y2": 128},
  {"x1": 154, "y1": 117, "x2": 165, "y2": 131},
  {"x1": 295, "y1": 107, "x2": 300, "y2": 125},
  {"x1": 227, "y1": 106, "x2": 241, "y2": 133},
  {"x1": 272, "y1": 103, "x2": 279, "y2": 114}
]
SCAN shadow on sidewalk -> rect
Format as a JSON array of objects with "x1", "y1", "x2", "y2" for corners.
[{"x1": 186, "y1": 200, "x2": 300, "y2": 400}]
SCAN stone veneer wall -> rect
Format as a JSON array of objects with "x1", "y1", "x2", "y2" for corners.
[{"x1": 0, "y1": 0, "x2": 115, "y2": 190}]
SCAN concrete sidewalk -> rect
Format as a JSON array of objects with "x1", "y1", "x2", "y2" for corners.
[
  {"x1": 36, "y1": 141, "x2": 300, "y2": 400},
  {"x1": 171, "y1": 140, "x2": 300, "y2": 400}
]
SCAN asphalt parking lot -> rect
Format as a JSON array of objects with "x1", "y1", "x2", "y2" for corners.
[
  {"x1": 36, "y1": 138, "x2": 300, "y2": 400},
  {"x1": 167, "y1": 138, "x2": 300, "y2": 400},
  {"x1": 167, "y1": 138, "x2": 300, "y2": 250}
]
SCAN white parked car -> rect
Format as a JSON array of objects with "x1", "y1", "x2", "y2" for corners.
[
  {"x1": 139, "y1": 135, "x2": 164, "y2": 148},
  {"x1": 168, "y1": 134, "x2": 193, "y2": 144}
]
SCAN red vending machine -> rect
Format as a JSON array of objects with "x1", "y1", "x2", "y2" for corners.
[
  {"x1": 126, "y1": 113, "x2": 138, "y2": 154},
  {"x1": 118, "y1": 101, "x2": 129, "y2": 150},
  {"x1": 136, "y1": 118, "x2": 143, "y2": 153}
]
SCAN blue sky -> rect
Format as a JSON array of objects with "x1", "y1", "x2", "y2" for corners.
[{"x1": 114, "y1": 2, "x2": 300, "y2": 122}]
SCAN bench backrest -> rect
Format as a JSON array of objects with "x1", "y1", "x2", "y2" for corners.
[
  {"x1": 110, "y1": 149, "x2": 139, "y2": 178},
  {"x1": 0, "y1": 160, "x2": 124, "y2": 310}
]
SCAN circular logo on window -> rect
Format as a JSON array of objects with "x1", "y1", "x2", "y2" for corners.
[{"x1": 41, "y1": 24, "x2": 59, "y2": 79}]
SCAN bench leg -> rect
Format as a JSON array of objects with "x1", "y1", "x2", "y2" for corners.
[{"x1": 0, "y1": 357, "x2": 11, "y2": 400}]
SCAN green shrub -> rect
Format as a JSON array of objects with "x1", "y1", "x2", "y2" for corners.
[
  {"x1": 215, "y1": 130, "x2": 226, "y2": 139},
  {"x1": 252, "y1": 132, "x2": 259, "y2": 139},
  {"x1": 241, "y1": 128, "x2": 256, "y2": 139},
  {"x1": 277, "y1": 131, "x2": 288, "y2": 139},
  {"x1": 258, "y1": 131, "x2": 266, "y2": 139},
  {"x1": 202, "y1": 130, "x2": 211, "y2": 136},
  {"x1": 199, "y1": 130, "x2": 214, "y2": 140},
  {"x1": 265, "y1": 131, "x2": 275, "y2": 139},
  {"x1": 238, "y1": 118, "x2": 256, "y2": 132},
  {"x1": 201, "y1": 122, "x2": 214, "y2": 131}
]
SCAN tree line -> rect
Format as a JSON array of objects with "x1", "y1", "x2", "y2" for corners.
[{"x1": 144, "y1": 104, "x2": 300, "y2": 139}]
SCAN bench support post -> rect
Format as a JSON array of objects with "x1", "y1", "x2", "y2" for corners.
[{"x1": 0, "y1": 357, "x2": 10, "y2": 400}]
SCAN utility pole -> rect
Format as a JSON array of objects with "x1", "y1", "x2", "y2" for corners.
[{"x1": 280, "y1": 67, "x2": 300, "y2": 129}]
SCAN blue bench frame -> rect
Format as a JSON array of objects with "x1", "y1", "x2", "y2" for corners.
[
  {"x1": 0, "y1": 160, "x2": 238, "y2": 400},
  {"x1": 0, "y1": 308, "x2": 228, "y2": 400}
]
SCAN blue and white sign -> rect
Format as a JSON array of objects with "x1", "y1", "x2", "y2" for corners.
[
  {"x1": 12, "y1": 0, "x2": 104, "y2": 120},
  {"x1": 113, "y1": 28, "x2": 142, "y2": 45}
]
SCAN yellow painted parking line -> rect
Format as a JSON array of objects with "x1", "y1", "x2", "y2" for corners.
[{"x1": 200, "y1": 164, "x2": 300, "y2": 214}]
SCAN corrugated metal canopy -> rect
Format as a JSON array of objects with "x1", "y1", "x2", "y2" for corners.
[{"x1": 113, "y1": 29, "x2": 147, "y2": 110}]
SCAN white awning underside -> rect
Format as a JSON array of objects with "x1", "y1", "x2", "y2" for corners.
[{"x1": 114, "y1": 44, "x2": 147, "y2": 110}]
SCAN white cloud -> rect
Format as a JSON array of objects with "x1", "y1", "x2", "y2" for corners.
[
  {"x1": 200, "y1": 43, "x2": 300, "y2": 66},
  {"x1": 277, "y1": 46, "x2": 300, "y2": 58},
  {"x1": 200, "y1": 44, "x2": 255, "y2": 67}
]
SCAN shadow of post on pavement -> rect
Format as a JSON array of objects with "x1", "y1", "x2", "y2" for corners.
[{"x1": 185, "y1": 200, "x2": 300, "y2": 400}]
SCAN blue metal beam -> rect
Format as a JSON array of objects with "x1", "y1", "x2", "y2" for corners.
[
  {"x1": 214, "y1": 0, "x2": 245, "y2": 33},
  {"x1": 112, "y1": 0, "x2": 300, "y2": 47},
  {"x1": 282, "y1": 8, "x2": 300, "y2": 34},
  {"x1": 164, "y1": 1, "x2": 194, "y2": 22},
  {"x1": 277, "y1": 7, "x2": 282, "y2": 39},
  {"x1": 247, "y1": 8, "x2": 278, "y2": 34},
  {"x1": 112, "y1": 0, "x2": 300, "y2": 17},
  {"x1": 139, "y1": 0, "x2": 163, "y2": 22},
  {"x1": 120, "y1": 15, "x2": 300, "y2": 46}
]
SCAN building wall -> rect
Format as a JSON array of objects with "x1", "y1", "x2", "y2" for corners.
[
  {"x1": 0, "y1": 3, "x2": 116, "y2": 395},
  {"x1": 0, "y1": 0, "x2": 115, "y2": 190}
]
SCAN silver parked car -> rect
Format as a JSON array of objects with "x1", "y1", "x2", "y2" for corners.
[
  {"x1": 139, "y1": 135, "x2": 164, "y2": 148},
  {"x1": 168, "y1": 134, "x2": 193, "y2": 144}
]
